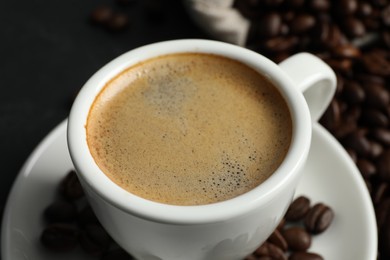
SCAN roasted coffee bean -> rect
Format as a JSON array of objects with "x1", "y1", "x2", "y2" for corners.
[
  {"x1": 363, "y1": 83, "x2": 389, "y2": 110},
  {"x1": 304, "y1": 203, "x2": 334, "y2": 234},
  {"x1": 285, "y1": 196, "x2": 311, "y2": 221},
  {"x1": 361, "y1": 50, "x2": 390, "y2": 76},
  {"x1": 346, "y1": 148, "x2": 358, "y2": 163},
  {"x1": 319, "y1": 99, "x2": 341, "y2": 131},
  {"x1": 59, "y1": 170, "x2": 84, "y2": 200},
  {"x1": 328, "y1": 24, "x2": 348, "y2": 47},
  {"x1": 382, "y1": 4, "x2": 390, "y2": 26},
  {"x1": 332, "y1": 44, "x2": 361, "y2": 59},
  {"x1": 263, "y1": 0, "x2": 284, "y2": 7},
  {"x1": 90, "y1": 5, "x2": 113, "y2": 25},
  {"x1": 323, "y1": 58, "x2": 352, "y2": 74},
  {"x1": 342, "y1": 130, "x2": 371, "y2": 157},
  {"x1": 383, "y1": 31, "x2": 390, "y2": 48},
  {"x1": 263, "y1": 36, "x2": 299, "y2": 52},
  {"x1": 79, "y1": 224, "x2": 111, "y2": 256},
  {"x1": 285, "y1": 0, "x2": 305, "y2": 8},
  {"x1": 342, "y1": 81, "x2": 365, "y2": 104},
  {"x1": 309, "y1": 0, "x2": 330, "y2": 12},
  {"x1": 257, "y1": 13, "x2": 282, "y2": 37},
  {"x1": 244, "y1": 255, "x2": 259, "y2": 260},
  {"x1": 357, "y1": 2, "x2": 373, "y2": 17},
  {"x1": 338, "y1": 0, "x2": 358, "y2": 15},
  {"x1": 282, "y1": 227, "x2": 311, "y2": 251},
  {"x1": 376, "y1": 149, "x2": 390, "y2": 181},
  {"x1": 290, "y1": 14, "x2": 316, "y2": 34},
  {"x1": 78, "y1": 205, "x2": 101, "y2": 227},
  {"x1": 234, "y1": 0, "x2": 263, "y2": 20},
  {"x1": 44, "y1": 200, "x2": 78, "y2": 223},
  {"x1": 370, "y1": 128, "x2": 390, "y2": 146},
  {"x1": 277, "y1": 218, "x2": 286, "y2": 230},
  {"x1": 254, "y1": 242, "x2": 287, "y2": 260},
  {"x1": 373, "y1": 182, "x2": 389, "y2": 205},
  {"x1": 376, "y1": 198, "x2": 390, "y2": 230},
  {"x1": 40, "y1": 224, "x2": 79, "y2": 251},
  {"x1": 333, "y1": 121, "x2": 358, "y2": 139},
  {"x1": 356, "y1": 158, "x2": 376, "y2": 178},
  {"x1": 267, "y1": 229, "x2": 288, "y2": 251},
  {"x1": 106, "y1": 12, "x2": 129, "y2": 32},
  {"x1": 289, "y1": 252, "x2": 324, "y2": 260},
  {"x1": 343, "y1": 17, "x2": 366, "y2": 38},
  {"x1": 272, "y1": 52, "x2": 291, "y2": 63},
  {"x1": 101, "y1": 248, "x2": 134, "y2": 260},
  {"x1": 357, "y1": 73, "x2": 386, "y2": 86},
  {"x1": 368, "y1": 141, "x2": 383, "y2": 158},
  {"x1": 360, "y1": 109, "x2": 389, "y2": 127}
]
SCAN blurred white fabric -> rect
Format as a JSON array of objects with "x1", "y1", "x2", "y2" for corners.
[{"x1": 183, "y1": 0, "x2": 249, "y2": 46}]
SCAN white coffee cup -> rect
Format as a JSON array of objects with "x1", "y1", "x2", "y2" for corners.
[{"x1": 67, "y1": 39, "x2": 336, "y2": 260}]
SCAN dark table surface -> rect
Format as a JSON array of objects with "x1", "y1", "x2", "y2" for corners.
[{"x1": 0, "y1": 0, "x2": 207, "y2": 230}]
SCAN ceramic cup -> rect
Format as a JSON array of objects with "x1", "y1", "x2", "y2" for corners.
[{"x1": 67, "y1": 39, "x2": 336, "y2": 260}]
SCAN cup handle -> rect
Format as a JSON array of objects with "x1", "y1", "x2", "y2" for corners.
[{"x1": 278, "y1": 53, "x2": 337, "y2": 122}]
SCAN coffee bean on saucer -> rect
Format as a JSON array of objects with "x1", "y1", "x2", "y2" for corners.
[
  {"x1": 282, "y1": 227, "x2": 311, "y2": 251},
  {"x1": 244, "y1": 255, "x2": 259, "y2": 260},
  {"x1": 285, "y1": 196, "x2": 311, "y2": 221},
  {"x1": 78, "y1": 205, "x2": 101, "y2": 227},
  {"x1": 304, "y1": 203, "x2": 334, "y2": 234},
  {"x1": 79, "y1": 224, "x2": 111, "y2": 256},
  {"x1": 44, "y1": 199, "x2": 78, "y2": 223},
  {"x1": 289, "y1": 251, "x2": 324, "y2": 260},
  {"x1": 267, "y1": 229, "x2": 288, "y2": 252},
  {"x1": 40, "y1": 223, "x2": 79, "y2": 252},
  {"x1": 101, "y1": 248, "x2": 134, "y2": 260},
  {"x1": 59, "y1": 170, "x2": 84, "y2": 200},
  {"x1": 254, "y1": 242, "x2": 287, "y2": 260}
]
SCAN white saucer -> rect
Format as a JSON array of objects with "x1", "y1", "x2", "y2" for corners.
[{"x1": 1, "y1": 120, "x2": 377, "y2": 260}]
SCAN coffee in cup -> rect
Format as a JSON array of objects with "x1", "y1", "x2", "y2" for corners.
[{"x1": 86, "y1": 52, "x2": 292, "y2": 206}]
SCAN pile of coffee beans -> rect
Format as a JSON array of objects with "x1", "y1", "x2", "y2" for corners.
[
  {"x1": 245, "y1": 196, "x2": 333, "y2": 260},
  {"x1": 233, "y1": 0, "x2": 389, "y2": 258},
  {"x1": 40, "y1": 170, "x2": 133, "y2": 259},
  {"x1": 40, "y1": 171, "x2": 333, "y2": 259}
]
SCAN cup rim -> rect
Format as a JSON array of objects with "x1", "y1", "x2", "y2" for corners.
[{"x1": 67, "y1": 39, "x2": 312, "y2": 224}]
